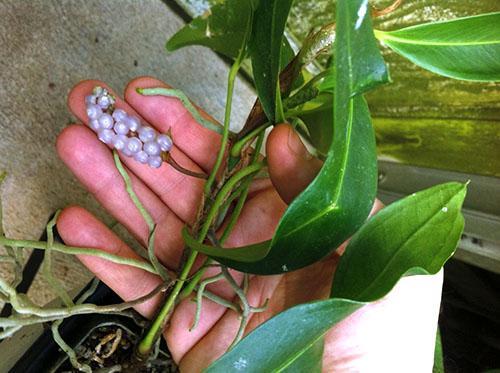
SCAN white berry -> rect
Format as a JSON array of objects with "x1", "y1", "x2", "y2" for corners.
[
  {"x1": 98, "y1": 113, "x2": 114, "y2": 130},
  {"x1": 97, "y1": 95, "x2": 112, "y2": 110},
  {"x1": 126, "y1": 137, "x2": 142, "y2": 154},
  {"x1": 148, "y1": 155, "x2": 162, "y2": 169},
  {"x1": 138, "y1": 126, "x2": 156, "y2": 142},
  {"x1": 85, "y1": 95, "x2": 97, "y2": 105},
  {"x1": 134, "y1": 151, "x2": 149, "y2": 164},
  {"x1": 98, "y1": 129, "x2": 115, "y2": 144},
  {"x1": 114, "y1": 121, "x2": 129, "y2": 135},
  {"x1": 112, "y1": 135, "x2": 128, "y2": 150},
  {"x1": 86, "y1": 104, "x2": 102, "y2": 120},
  {"x1": 157, "y1": 134, "x2": 173, "y2": 152},
  {"x1": 143, "y1": 141, "x2": 161, "y2": 156},
  {"x1": 112, "y1": 109, "x2": 127, "y2": 122},
  {"x1": 121, "y1": 146, "x2": 133, "y2": 157},
  {"x1": 126, "y1": 116, "x2": 141, "y2": 132},
  {"x1": 89, "y1": 119, "x2": 100, "y2": 132}
]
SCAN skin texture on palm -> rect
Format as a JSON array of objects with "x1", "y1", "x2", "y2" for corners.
[{"x1": 56, "y1": 77, "x2": 442, "y2": 372}]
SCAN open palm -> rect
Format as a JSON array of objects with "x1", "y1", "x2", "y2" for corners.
[{"x1": 57, "y1": 77, "x2": 442, "y2": 372}]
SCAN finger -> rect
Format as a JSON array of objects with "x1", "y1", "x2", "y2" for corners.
[
  {"x1": 266, "y1": 124, "x2": 323, "y2": 204},
  {"x1": 124, "y1": 76, "x2": 222, "y2": 172},
  {"x1": 166, "y1": 187, "x2": 287, "y2": 363},
  {"x1": 56, "y1": 125, "x2": 185, "y2": 268},
  {"x1": 57, "y1": 206, "x2": 163, "y2": 318},
  {"x1": 67, "y1": 79, "x2": 205, "y2": 223}
]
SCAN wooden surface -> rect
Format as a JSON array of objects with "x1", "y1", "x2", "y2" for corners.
[{"x1": 0, "y1": 0, "x2": 254, "y2": 306}]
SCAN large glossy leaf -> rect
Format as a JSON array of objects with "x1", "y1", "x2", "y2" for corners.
[
  {"x1": 281, "y1": 339, "x2": 324, "y2": 373},
  {"x1": 205, "y1": 299, "x2": 363, "y2": 372},
  {"x1": 374, "y1": 12, "x2": 500, "y2": 81},
  {"x1": 166, "y1": 0, "x2": 256, "y2": 59},
  {"x1": 249, "y1": 0, "x2": 294, "y2": 123},
  {"x1": 204, "y1": 0, "x2": 388, "y2": 275},
  {"x1": 331, "y1": 182, "x2": 467, "y2": 302},
  {"x1": 182, "y1": 227, "x2": 269, "y2": 263}
]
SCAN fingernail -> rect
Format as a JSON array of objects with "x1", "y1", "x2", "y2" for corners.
[{"x1": 287, "y1": 126, "x2": 312, "y2": 160}]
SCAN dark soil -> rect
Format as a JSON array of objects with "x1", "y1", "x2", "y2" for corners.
[{"x1": 56, "y1": 325, "x2": 178, "y2": 373}]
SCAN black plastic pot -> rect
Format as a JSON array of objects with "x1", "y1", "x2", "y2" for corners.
[{"x1": 9, "y1": 280, "x2": 158, "y2": 372}]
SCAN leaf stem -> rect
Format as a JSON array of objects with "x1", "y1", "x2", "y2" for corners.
[
  {"x1": 204, "y1": 56, "x2": 243, "y2": 196},
  {"x1": 138, "y1": 17, "x2": 253, "y2": 354},
  {"x1": 180, "y1": 133, "x2": 266, "y2": 299},
  {"x1": 137, "y1": 161, "x2": 263, "y2": 355},
  {"x1": 230, "y1": 122, "x2": 270, "y2": 158}
]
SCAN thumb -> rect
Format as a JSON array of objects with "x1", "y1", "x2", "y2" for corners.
[{"x1": 266, "y1": 124, "x2": 323, "y2": 204}]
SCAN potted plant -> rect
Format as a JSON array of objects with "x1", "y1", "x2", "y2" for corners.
[{"x1": 1, "y1": 0, "x2": 498, "y2": 371}]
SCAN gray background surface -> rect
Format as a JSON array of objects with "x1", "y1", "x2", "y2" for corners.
[{"x1": 0, "y1": 0, "x2": 254, "y2": 306}]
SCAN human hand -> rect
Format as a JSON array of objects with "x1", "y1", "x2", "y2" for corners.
[{"x1": 56, "y1": 76, "x2": 442, "y2": 372}]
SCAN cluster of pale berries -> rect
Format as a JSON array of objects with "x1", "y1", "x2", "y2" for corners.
[{"x1": 85, "y1": 86, "x2": 173, "y2": 168}]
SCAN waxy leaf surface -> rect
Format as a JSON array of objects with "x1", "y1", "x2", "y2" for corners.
[
  {"x1": 331, "y1": 182, "x2": 467, "y2": 302},
  {"x1": 216, "y1": 0, "x2": 388, "y2": 275},
  {"x1": 182, "y1": 227, "x2": 269, "y2": 263},
  {"x1": 205, "y1": 299, "x2": 362, "y2": 372},
  {"x1": 204, "y1": 0, "x2": 387, "y2": 275},
  {"x1": 375, "y1": 12, "x2": 500, "y2": 81},
  {"x1": 166, "y1": 0, "x2": 256, "y2": 59},
  {"x1": 248, "y1": 0, "x2": 294, "y2": 122}
]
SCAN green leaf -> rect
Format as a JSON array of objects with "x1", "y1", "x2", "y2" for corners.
[
  {"x1": 374, "y1": 12, "x2": 500, "y2": 81},
  {"x1": 249, "y1": 0, "x2": 294, "y2": 123},
  {"x1": 317, "y1": 68, "x2": 335, "y2": 93},
  {"x1": 182, "y1": 227, "x2": 270, "y2": 263},
  {"x1": 205, "y1": 298, "x2": 363, "y2": 372},
  {"x1": 331, "y1": 182, "x2": 467, "y2": 302},
  {"x1": 281, "y1": 338, "x2": 324, "y2": 373},
  {"x1": 166, "y1": 0, "x2": 256, "y2": 59},
  {"x1": 297, "y1": 93, "x2": 333, "y2": 157},
  {"x1": 221, "y1": 0, "x2": 387, "y2": 275}
]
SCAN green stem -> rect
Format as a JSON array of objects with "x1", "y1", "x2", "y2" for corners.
[
  {"x1": 138, "y1": 18, "x2": 253, "y2": 354},
  {"x1": 180, "y1": 133, "x2": 265, "y2": 299},
  {"x1": 0, "y1": 237, "x2": 158, "y2": 274},
  {"x1": 230, "y1": 122, "x2": 270, "y2": 158},
  {"x1": 179, "y1": 258, "x2": 213, "y2": 299},
  {"x1": 204, "y1": 58, "x2": 243, "y2": 196},
  {"x1": 138, "y1": 249, "x2": 197, "y2": 355},
  {"x1": 138, "y1": 162, "x2": 263, "y2": 355},
  {"x1": 199, "y1": 162, "x2": 264, "y2": 241}
]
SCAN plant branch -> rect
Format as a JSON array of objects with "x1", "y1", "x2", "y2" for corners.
[{"x1": 204, "y1": 52, "x2": 244, "y2": 196}]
